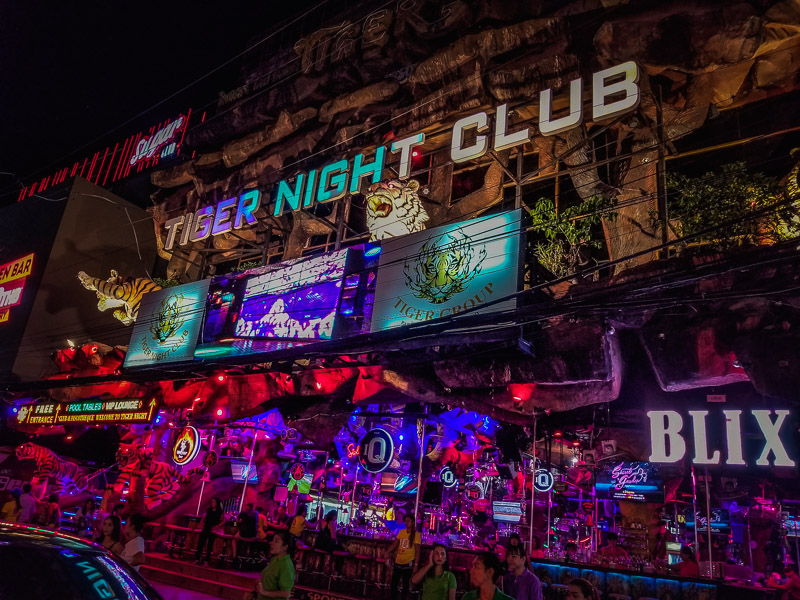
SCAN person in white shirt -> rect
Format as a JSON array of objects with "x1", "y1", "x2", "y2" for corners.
[
  {"x1": 121, "y1": 513, "x2": 146, "y2": 572},
  {"x1": 19, "y1": 483, "x2": 37, "y2": 523}
]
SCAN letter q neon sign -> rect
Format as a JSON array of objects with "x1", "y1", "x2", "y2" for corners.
[{"x1": 358, "y1": 428, "x2": 395, "y2": 473}]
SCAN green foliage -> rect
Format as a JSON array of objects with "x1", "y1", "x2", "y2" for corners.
[
  {"x1": 232, "y1": 260, "x2": 264, "y2": 272},
  {"x1": 529, "y1": 196, "x2": 617, "y2": 277},
  {"x1": 666, "y1": 162, "x2": 797, "y2": 251},
  {"x1": 152, "y1": 277, "x2": 179, "y2": 288}
]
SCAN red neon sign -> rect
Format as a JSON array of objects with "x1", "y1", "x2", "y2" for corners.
[
  {"x1": 0, "y1": 253, "x2": 34, "y2": 324},
  {"x1": 18, "y1": 110, "x2": 196, "y2": 201}
]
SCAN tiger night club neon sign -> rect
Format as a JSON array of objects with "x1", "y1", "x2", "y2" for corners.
[
  {"x1": 648, "y1": 409, "x2": 795, "y2": 468},
  {"x1": 0, "y1": 253, "x2": 34, "y2": 324},
  {"x1": 165, "y1": 62, "x2": 640, "y2": 249}
]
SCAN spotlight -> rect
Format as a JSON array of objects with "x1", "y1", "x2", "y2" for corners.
[
  {"x1": 315, "y1": 382, "x2": 322, "y2": 390},
  {"x1": 216, "y1": 374, "x2": 227, "y2": 383},
  {"x1": 65, "y1": 435, "x2": 74, "y2": 441},
  {"x1": 554, "y1": 431, "x2": 563, "y2": 438},
  {"x1": 412, "y1": 150, "x2": 421, "y2": 158},
  {"x1": 572, "y1": 441, "x2": 581, "y2": 447},
  {"x1": 216, "y1": 408, "x2": 224, "y2": 417}
]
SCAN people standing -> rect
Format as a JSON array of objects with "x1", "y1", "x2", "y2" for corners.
[
  {"x1": 0, "y1": 489, "x2": 22, "y2": 523},
  {"x1": 502, "y1": 546, "x2": 542, "y2": 600},
  {"x1": 75, "y1": 499, "x2": 96, "y2": 537},
  {"x1": 256, "y1": 531, "x2": 296, "y2": 600},
  {"x1": 233, "y1": 502, "x2": 260, "y2": 560},
  {"x1": 121, "y1": 513, "x2": 146, "y2": 572},
  {"x1": 45, "y1": 494, "x2": 61, "y2": 529},
  {"x1": 288, "y1": 505, "x2": 307, "y2": 540},
  {"x1": 96, "y1": 516, "x2": 125, "y2": 555},
  {"x1": 314, "y1": 511, "x2": 342, "y2": 553},
  {"x1": 19, "y1": 483, "x2": 37, "y2": 523},
  {"x1": 257, "y1": 505, "x2": 269, "y2": 542},
  {"x1": 772, "y1": 563, "x2": 800, "y2": 600},
  {"x1": 599, "y1": 532, "x2": 627, "y2": 560},
  {"x1": 411, "y1": 544, "x2": 457, "y2": 600},
  {"x1": 388, "y1": 513, "x2": 422, "y2": 600},
  {"x1": 672, "y1": 545, "x2": 699, "y2": 577},
  {"x1": 530, "y1": 536, "x2": 545, "y2": 559},
  {"x1": 462, "y1": 552, "x2": 514, "y2": 600},
  {"x1": 195, "y1": 497, "x2": 224, "y2": 566}
]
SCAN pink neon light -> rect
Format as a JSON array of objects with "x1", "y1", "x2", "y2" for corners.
[
  {"x1": 103, "y1": 143, "x2": 118, "y2": 186},
  {"x1": 95, "y1": 148, "x2": 109, "y2": 184}
]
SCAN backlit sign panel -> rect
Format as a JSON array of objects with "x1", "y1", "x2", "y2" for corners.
[
  {"x1": 172, "y1": 426, "x2": 201, "y2": 466},
  {"x1": 358, "y1": 428, "x2": 394, "y2": 473},
  {"x1": 16, "y1": 398, "x2": 157, "y2": 426},
  {"x1": 648, "y1": 409, "x2": 795, "y2": 467},
  {"x1": 0, "y1": 253, "x2": 34, "y2": 324},
  {"x1": 124, "y1": 279, "x2": 210, "y2": 368},
  {"x1": 595, "y1": 461, "x2": 663, "y2": 503},
  {"x1": 370, "y1": 210, "x2": 523, "y2": 331}
]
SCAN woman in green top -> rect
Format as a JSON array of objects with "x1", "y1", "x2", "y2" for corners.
[
  {"x1": 412, "y1": 544, "x2": 457, "y2": 600},
  {"x1": 256, "y1": 531, "x2": 296, "y2": 600}
]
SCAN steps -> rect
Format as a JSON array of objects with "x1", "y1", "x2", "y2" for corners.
[
  {"x1": 142, "y1": 553, "x2": 258, "y2": 600},
  {"x1": 142, "y1": 553, "x2": 371, "y2": 600}
]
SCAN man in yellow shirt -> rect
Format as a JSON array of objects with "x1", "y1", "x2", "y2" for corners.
[
  {"x1": 0, "y1": 489, "x2": 21, "y2": 523},
  {"x1": 387, "y1": 513, "x2": 421, "y2": 600},
  {"x1": 289, "y1": 505, "x2": 307, "y2": 539}
]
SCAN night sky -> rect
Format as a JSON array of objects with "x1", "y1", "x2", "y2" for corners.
[{"x1": 0, "y1": 0, "x2": 322, "y2": 205}]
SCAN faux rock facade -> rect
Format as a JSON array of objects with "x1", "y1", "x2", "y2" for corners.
[{"x1": 149, "y1": 0, "x2": 800, "y2": 278}]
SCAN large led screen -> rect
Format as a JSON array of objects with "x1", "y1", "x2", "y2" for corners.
[
  {"x1": 124, "y1": 279, "x2": 210, "y2": 368},
  {"x1": 595, "y1": 462, "x2": 664, "y2": 503},
  {"x1": 370, "y1": 210, "x2": 523, "y2": 332}
]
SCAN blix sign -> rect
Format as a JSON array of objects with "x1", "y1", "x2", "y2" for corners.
[{"x1": 648, "y1": 409, "x2": 795, "y2": 467}]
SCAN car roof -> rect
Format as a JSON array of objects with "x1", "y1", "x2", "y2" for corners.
[{"x1": 0, "y1": 522, "x2": 105, "y2": 553}]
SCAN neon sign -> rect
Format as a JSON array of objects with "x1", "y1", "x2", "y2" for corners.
[
  {"x1": 610, "y1": 463, "x2": 647, "y2": 489},
  {"x1": 130, "y1": 116, "x2": 185, "y2": 166},
  {"x1": 172, "y1": 426, "x2": 201, "y2": 465},
  {"x1": 16, "y1": 398, "x2": 157, "y2": 426},
  {"x1": 358, "y1": 428, "x2": 394, "y2": 473},
  {"x1": 18, "y1": 111, "x2": 192, "y2": 201},
  {"x1": 0, "y1": 253, "x2": 33, "y2": 324},
  {"x1": 271, "y1": 62, "x2": 639, "y2": 216},
  {"x1": 648, "y1": 409, "x2": 795, "y2": 467}
]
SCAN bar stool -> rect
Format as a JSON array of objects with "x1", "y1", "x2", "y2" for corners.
[
  {"x1": 311, "y1": 549, "x2": 331, "y2": 588},
  {"x1": 375, "y1": 557, "x2": 390, "y2": 590},
  {"x1": 330, "y1": 550, "x2": 352, "y2": 591},
  {"x1": 354, "y1": 554, "x2": 373, "y2": 596},
  {"x1": 295, "y1": 542, "x2": 311, "y2": 574}
]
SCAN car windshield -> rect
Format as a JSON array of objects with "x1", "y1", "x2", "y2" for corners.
[{"x1": 0, "y1": 543, "x2": 162, "y2": 600}]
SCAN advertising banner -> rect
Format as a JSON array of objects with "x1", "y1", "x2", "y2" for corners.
[
  {"x1": 16, "y1": 398, "x2": 157, "y2": 426},
  {"x1": 370, "y1": 209, "x2": 523, "y2": 332},
  {"x1": 124, "y1": 279, "x2": 210, "y2": 368}
]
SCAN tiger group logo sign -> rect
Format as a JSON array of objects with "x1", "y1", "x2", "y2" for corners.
[
  {"x1": 124, "y1": 279, "x2": 210, "y2": 368},
  {"x1": 172, "y1": 426, "x2": 200, "y2": 466},
  {"x1": 370, "y1": 210, "x2": 523, "y2": 332}
]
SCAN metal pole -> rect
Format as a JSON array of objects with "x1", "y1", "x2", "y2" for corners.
[
  {"x1": 691, "y1": 466, "x2": 699, "y2": 562},
  {"x1": 529, "y1": 416, "x2": 537, "y2": 551},
  {"x1": 546, "y1": 491, "x2": 552, "y2": 553},
  {"x1": 414, "y1": 417, "x2": 425, "y2": 520},
  {"x1": 349, "y1": 467, "x2": 359, "y2": 532},
  {"x1": 705, "y1": 467, "x2": 713, "y2": 577},
  {"x1": 238, "y1": 432, "x2": 257, "y2": 512},
  {"x1": 747, "y1": 509, "x2": 754, "y2": 570},
  {"x1": 196, "y1": 425, "x2": 217, "y2": 516}
]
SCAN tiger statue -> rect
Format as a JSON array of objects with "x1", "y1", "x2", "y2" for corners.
[
  {"x1": 77, "y1": 269, "x2": 161, "y2": 325},
  {"x1": 15, "y1": 442, "x2": 88, "y2": 495},
  {"x1": 112, "y1": 444, "x2": 202, "y2": 510},
  {"x1": 365, "y1": 179, "x2": 429, "y2": 241}
]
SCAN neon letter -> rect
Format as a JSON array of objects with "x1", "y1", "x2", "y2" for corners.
[
  {"x1": 350, "y1": 146, "x2": 386, "y2": 193},
  {"x1": 494, "y1": 104, "x2": 530, "y2": 151},
  {"x1": 178, "y1": 212, "x2": 194, "y2": 246},
  {"x1": 211, "y1": 197, "x2": 237, "y2": 236},
  {"x1": 592, "y1": 61, "x2": 640, "y2": 121},
  {"x1": 451, "y1": 112, "x2": 489, "y2": 163},
  {"x1": 689, "y1": 411, "x2": 720, "y2": 465},
  {"x1": 235, "y1": 190, "x2": 261, "y2": 228},
  {"x1": 753, "y1": 409, "x2": 795, "y2": 467},
  {"x1": 539, "y1": 78, "x2": 583, "y2": 135},
  {"x1": 723, "y1": 410, "x2": 745, "y2": 466},
  {"x1": 303, "y1": 170, "x2": 317, "y2": 207},
  {"x1": 163, "y1": 215, "x2": 184, "y2": 251},
  {"x1": 273, "y1": 175, "x2": 305, "y2": 215},
  {"x1": 317, "y1": 160, "x2": 349, "y2": 203},
  {"x1": 648, "y1": 410, "x2": 685, "y2": 463},
  {"x1": 189, "y1": 206, "x2": 214, "y2": 242},
  {"x1": 391, "y1": 133, "x2": 425, "y2": 179}
]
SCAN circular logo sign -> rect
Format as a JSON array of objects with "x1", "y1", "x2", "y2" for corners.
[
  {"x1": 173, "y1": 426, "x2": 200, "y2": 466},
  {"x1": 465, "y1": 482, "x2": 483, "y2": 501},
  {"x1": 358, "y1": 429, "x2": 394, "y2": 473},
  {"x1": 282, "y1": 428, "x2": 299, "y2": 442},
  {"x1": 533, "y1": 469, "x2": 554, "y2": 493},
  {"x1": 290, "y1": 462, "x2": 306, "y2": 481},
  {"x1": 440, "y1": 466, "x2": 457, "y2": 488},
  {"x1": 203, "y1": 451, "x2": 218, "y2": 469}
]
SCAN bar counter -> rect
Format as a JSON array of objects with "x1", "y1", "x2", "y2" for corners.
[{"x1": 298, "y1": 529, "x2": 772, "y2": 600}]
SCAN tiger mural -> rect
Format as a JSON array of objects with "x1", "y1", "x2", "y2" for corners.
[
  {"x1": 365, "y1": 179, "x2": 429, "y2": 241},
  {"x1": 111, "y1": 443, "x2": 202, "y2": 510},
  {"x1": 15, "y1": 443, "x2": 88, "y2": 495},
  {"x1": 77, "y1": 269, "x2": 161, "y2": 325}
]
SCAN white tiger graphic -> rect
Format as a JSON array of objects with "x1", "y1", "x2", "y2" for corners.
[{"x1": 365, "y1": 179, "x2": 429, "y2": 241}]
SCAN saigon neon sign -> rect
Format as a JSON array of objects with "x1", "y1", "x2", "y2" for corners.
[
  {"x1": 648, "y1": 409, "x2": 795, "y2": 467},
  {"x1": 130, "y1": 116, "x2": 185, "y2": 166},
  {"x1": 0, "y1": 253, "x2": 34, "y2": 324}
]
